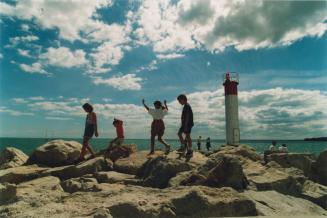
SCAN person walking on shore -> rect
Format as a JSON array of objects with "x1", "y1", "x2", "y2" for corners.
[
  {"x1": 206, "y1": 137, "x2": 211, "y2": 151},
  {"x1": 78, "y1": 103, "x2": 98, "y2": 162},
  {"x1": 177, "y1": 94, "x2": 194, "y2": 158},
  {"x1": 142, "y1": 99, "x2": 171, "y2": 155},
  {"x1": 197, "y1": 136, "x2": 202, "y2": 151}
]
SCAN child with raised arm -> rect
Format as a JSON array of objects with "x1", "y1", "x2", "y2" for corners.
[
  {"x1": 177, "y1": 94, "x2": 194, "y2": 158},
  {"x1": 78, "y1": 103, "x2": 98, "y2": 162},
  {"x1": 142, "y1": 99, "x2": 171, "y2": 155},
  {"x1": 106, "y1": 118, "x2": 124, "y2": 153}
]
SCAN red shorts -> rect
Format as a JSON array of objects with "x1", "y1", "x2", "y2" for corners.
[{"x1": 151, "y1": 119, "x2": 165, "y2": 137}]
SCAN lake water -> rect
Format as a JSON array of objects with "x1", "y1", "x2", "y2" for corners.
[{"x1": 0, "y1": 138, "x2": 326, "y2": 157}]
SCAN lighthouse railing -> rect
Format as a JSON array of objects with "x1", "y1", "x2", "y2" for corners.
[{"x1": 223, "y1": 72, "x2": 239, "y2": 83}]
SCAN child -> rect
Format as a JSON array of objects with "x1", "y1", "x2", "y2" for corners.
[
  {"x1": 206, "y1": 137, "x2": 211, "y2": 151},
  {"x1": 177, "y1": 94, "x2": 194, "y2": 158},
  {"x1": 269, "y1": 141, "x2": 277, "y2": 151},
  {"x1": 197, "y1": 136, "x2": 202, "y2": 151},
  {"x1": 142, "y1": 99, "x2": 171, "y2": 155},
  {"x1": 78, "y1": 103, "x2": 98, "y2": 162},
  {"x1": 106, "y1": 118, "x2": 124, "y2": 153},
  {"x1": 279, "y1": 144, "x2": 288, "y2": 153}
]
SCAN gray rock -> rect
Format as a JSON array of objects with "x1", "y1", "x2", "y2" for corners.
[
  {"x1": 267, "y1": 152, "x2": 315, "y2": 176},
  {"x1": 94, "y1": 171, "x2": 135, "y2": 184},
  {"x1": 0, "y1": 147, "x2": 28, "y2": 170},
  {"x1": 61, "y1": 177, "x2": 101, "y2": 193},
  {"x1": 0, "y1": 183, "x2": 17, "y2": 203},
  {"x1": 27, "y1": 140, "x2": 82, "y2": 167},
  {"x1": 301, "y1": 180, "x2": 327, "y2": 209},
  {"x1": 0, "y1": 165, "x2": 49, "y2": 184},
  {"x1": 243, "y1": 190, "x2": 327, "y2": 216},
  {"x1": 316, "y1": 150, "x2": 327, "y2": 185}
]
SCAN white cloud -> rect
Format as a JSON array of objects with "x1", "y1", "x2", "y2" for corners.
[
  {"x1": 17, "y1": 49, "x2": 31, "y2": 57},
  {"x1": 8, "y1": 88, "x2": 327, "y2": 138},
  {"x1": 9, "y1": 35, "x2": 39, "y2": 46},
  {"x1": 19, "y1": 62, "x2": 51, "y2": 76},
  {"x1": 0, "y1": 0, "x2": 113, "y2": 42},
  {"x1": 156, "y1": 53, "x2": 185, "y2": 60},
  {"x1": 89, "y1": 42, "x2": 123, "y2": 73},
  {"x1": 93, "y1": 74, "x2": 143, "y2": 90},
  {"x1": 45, "y1": 116, "x2": 73, "y2": 121},
  {"x1": 21, "y1": 24, "x2": 29, "y2": 31},
  {"x1": 29, "y1": 96, "x2": 45, "y2": 101},
  {"x1": 0, "y1": 107, "x2": 34, "y2": 116},
  {"x1": 133, "y1": 0, "x2": 327, "y2": 53},
  {"x1": 0, "y1": 53, "x2": 3, "y2": 59},
  {"x1": 12, "y1": 98, "x2": 28, "y2": 104},
  {"x1": 40, "y1": 47, "x2": 87, "y2": 68}
]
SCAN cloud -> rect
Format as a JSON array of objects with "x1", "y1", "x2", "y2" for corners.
[
  {"x1": 0, "y1": 107, "x2": 34, "y2": 116},
  {"x1": 93, "y1": 74, "x2": 143, "y2": 90},
  {"x1": 133, "y1": 0, "x2": 327, "y2": 53},
  {"x1": 29, "y1": 96, "x2": 45, "y2": 101},
  {"x1": 0, "y1": 0, "x2": 113, "y2": 42},
  {"x1": 156, "y1": 53, "x2": 185, "y2": 60},
  {"x1": 8, "y1": 88, "x2": 327, "y2": 138},
  {"x1": 21, "y1": 24, "x2": 29, "y2": 31},
  {"x1": 17, "y1": 49, "x2": 32, "y2": 57},
  {"x1": 0, "y1": 53, "x2": 3, "y2": 59},
  {"x1": 40, "y1": 47, "x2": 88, "y2": 68},
  {"x1": 19, "y1": 62, "x2": 51, "y2": 76},
  {"x1": 45, "y1": 116, "x2": 73, "y2": 121},
  {"x1": 12, "y1": 98, "x2": 28, "y2": 104},
  {"x1": 89, "y1": 42, "x2": 124, "y2": 74},
  {"x1": 9, "y1": 35, "x2": 39, "y2": 47}
]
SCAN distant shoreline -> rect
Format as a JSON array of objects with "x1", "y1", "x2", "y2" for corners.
[{"x1": 304, "y1": 137, "x2": 327, "y2": 141}]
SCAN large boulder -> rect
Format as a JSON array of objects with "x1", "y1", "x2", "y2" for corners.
[
  {"x1": 243, "y1": 190, "x2": 327, "y2": 216},
  {"x1": 0, "y1": 147, "x2": 28, "y2": 170},
  {"x1": 267, "y1": 152, "x2": 315, "y2": 176},
  {"x1": 176, "y1": 154, "x2": 248, "y2": 190},
  {"x1": 315, "y1": 150, "x2": 327, "y2": 185},
  {"x1": 301, "y1": 180, "x2": 327, "y2": 209},
  {"x1": 0, "y1": 183, "x2": 17, "y2": 203},
  {"x1": 98, "y1": 144, "x2": 137, "y2": 162},
  {"x1": 0, "y1": 165, "x2": 49, "y2": 184},
  {"x1": 211, "y1": 144, "x2": 262, "y2": 163},
  {"x1": 137, "y1": 155, "x2": 193, "y2": 188},
  {"x1": 61, "y1": 177, "x2": 101, "y2": 193},
  {"x1": 26, "y1": 140, "x2": 82, "y2": 167},
  {"x1": 94, "y1": 171, "x2": 135, "y2": 184},
  {"x1": 107, "y1": 186, "x2": 257, "y2": 217}
]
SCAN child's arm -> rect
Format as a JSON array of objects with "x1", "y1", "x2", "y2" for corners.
[
  {"x1": 164, "y1": 100, "x2": 168, "y2": 110},
  {"x1": 142, "y1": 99, "x2": 149, "y2": 111},
  {"x1": 93, "y1": 112, "x2": 99, "y2": 137}
]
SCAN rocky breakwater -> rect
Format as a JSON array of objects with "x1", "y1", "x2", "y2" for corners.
[{"x1": 0, "y1": 140, "x2": 326, "y2": 217}]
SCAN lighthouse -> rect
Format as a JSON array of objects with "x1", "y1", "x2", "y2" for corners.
[{"x1": 223, "y1": 72, "x2": 240, "y2": 146}]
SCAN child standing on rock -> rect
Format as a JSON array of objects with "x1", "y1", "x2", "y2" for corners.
[
  {"x1": 142, "y1": 99, "x2": 171, "y2": 155},
  {"x1": 177, "y1": 94, "x2": 194, "y2": 158},
  {"x1": 106, "y1": 118, "x2": 125, "y2": 155},
  {"x1": 78, "y1": 103, "x2": 98, "y2": 162}
]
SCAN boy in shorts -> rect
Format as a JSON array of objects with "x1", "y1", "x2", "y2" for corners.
[
  {"x1": 106, "y1": 118, "x2": 124, "y2": 156},
  {"x1": 177, "y1": 94, "x2": 194, "y2": 158}
]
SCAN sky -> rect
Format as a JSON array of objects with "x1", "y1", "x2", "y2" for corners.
[{"x1": 0, "y1": 0, "x2": 326, "y2": 139}]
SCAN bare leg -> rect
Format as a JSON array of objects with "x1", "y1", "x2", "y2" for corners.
[
  {"x1": 86, "y1": 145, "x2": 96, "y2": 157},
  {"x1": 79, "y1": 137, "x2": 89, "y2": 160},
  {"x1": 158, "y1": 136, "x2": 169, "y2": 147},
  {"x1": 185, "y1": 134, "x2": 192, "y2": 151},
  {"x1": 178, "y1": 132, "x2": 184, "y2": 145},
  {"x1": 150, "y1": 135, "x2": 155, "y2": 152}
]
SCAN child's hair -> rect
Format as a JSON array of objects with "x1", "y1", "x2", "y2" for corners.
[
  {"x1": 82, "y1": 103, "x2": 93, "y2": 112},
  {"x1": 112, "y1": 119, "x2": 119, "y2": 125},
  {"x1": 153, "y1": 100, "x2": 162, "y2": 108},
  {"x1": 177, "y1": 94, "x2": 187, "y2": 101}
]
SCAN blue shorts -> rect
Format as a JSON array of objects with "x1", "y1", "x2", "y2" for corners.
[{"x1": 84, "y1": 125, "x2": 95, "y2": 138}]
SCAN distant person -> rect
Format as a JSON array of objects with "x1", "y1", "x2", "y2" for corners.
[
  {"x1": 106, "y1": 118, "x2": 124, "y2": 155},
  {"x1": 142, "y1": 99, "x2": 171, "y2": 155},
  {"x1": 176, "y1": 94, "x2": 194, "y2": 158},
  {"x1": 78, "y1": 103, "x2": 98, "y2": 162},
  {"x1": 263, "y1": 140, "x2": 277, "y2": 164},
  {"x1": 269, "y1": 141, "x2": 277, "y2": 151},
  {"x1": 206, "y1": 137, "x2": 211, "y2": 151},
  {"x1": 197, "y1": 136, "x2": 202, "y2": 150},
  {"x1": 279, "y1": 144, "x2": 288, "y2": 153}
]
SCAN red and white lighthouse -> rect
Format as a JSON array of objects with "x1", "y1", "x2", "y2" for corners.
[{"x1": 223, "y1": 72, "x2": 240, "y2": 146}]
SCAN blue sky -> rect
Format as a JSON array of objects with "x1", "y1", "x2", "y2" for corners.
[{"x1": 0, "y1": 0, "x2": 326, "y2": 139}]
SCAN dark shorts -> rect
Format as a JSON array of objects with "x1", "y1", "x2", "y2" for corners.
[
  {"x1": 84, "y1": 125, "x2": 95, "y2": 138},
  {"x1": 151, "y1": 120, "x2": 165, "y2": 137},
  {"x1": 178, "y1": 125, "x2": 193, "y2": 134}
]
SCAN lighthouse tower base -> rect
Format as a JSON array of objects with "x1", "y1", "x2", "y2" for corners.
[{"x1": 225, "y1": 95, "x2": 240, "y2": 146}]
